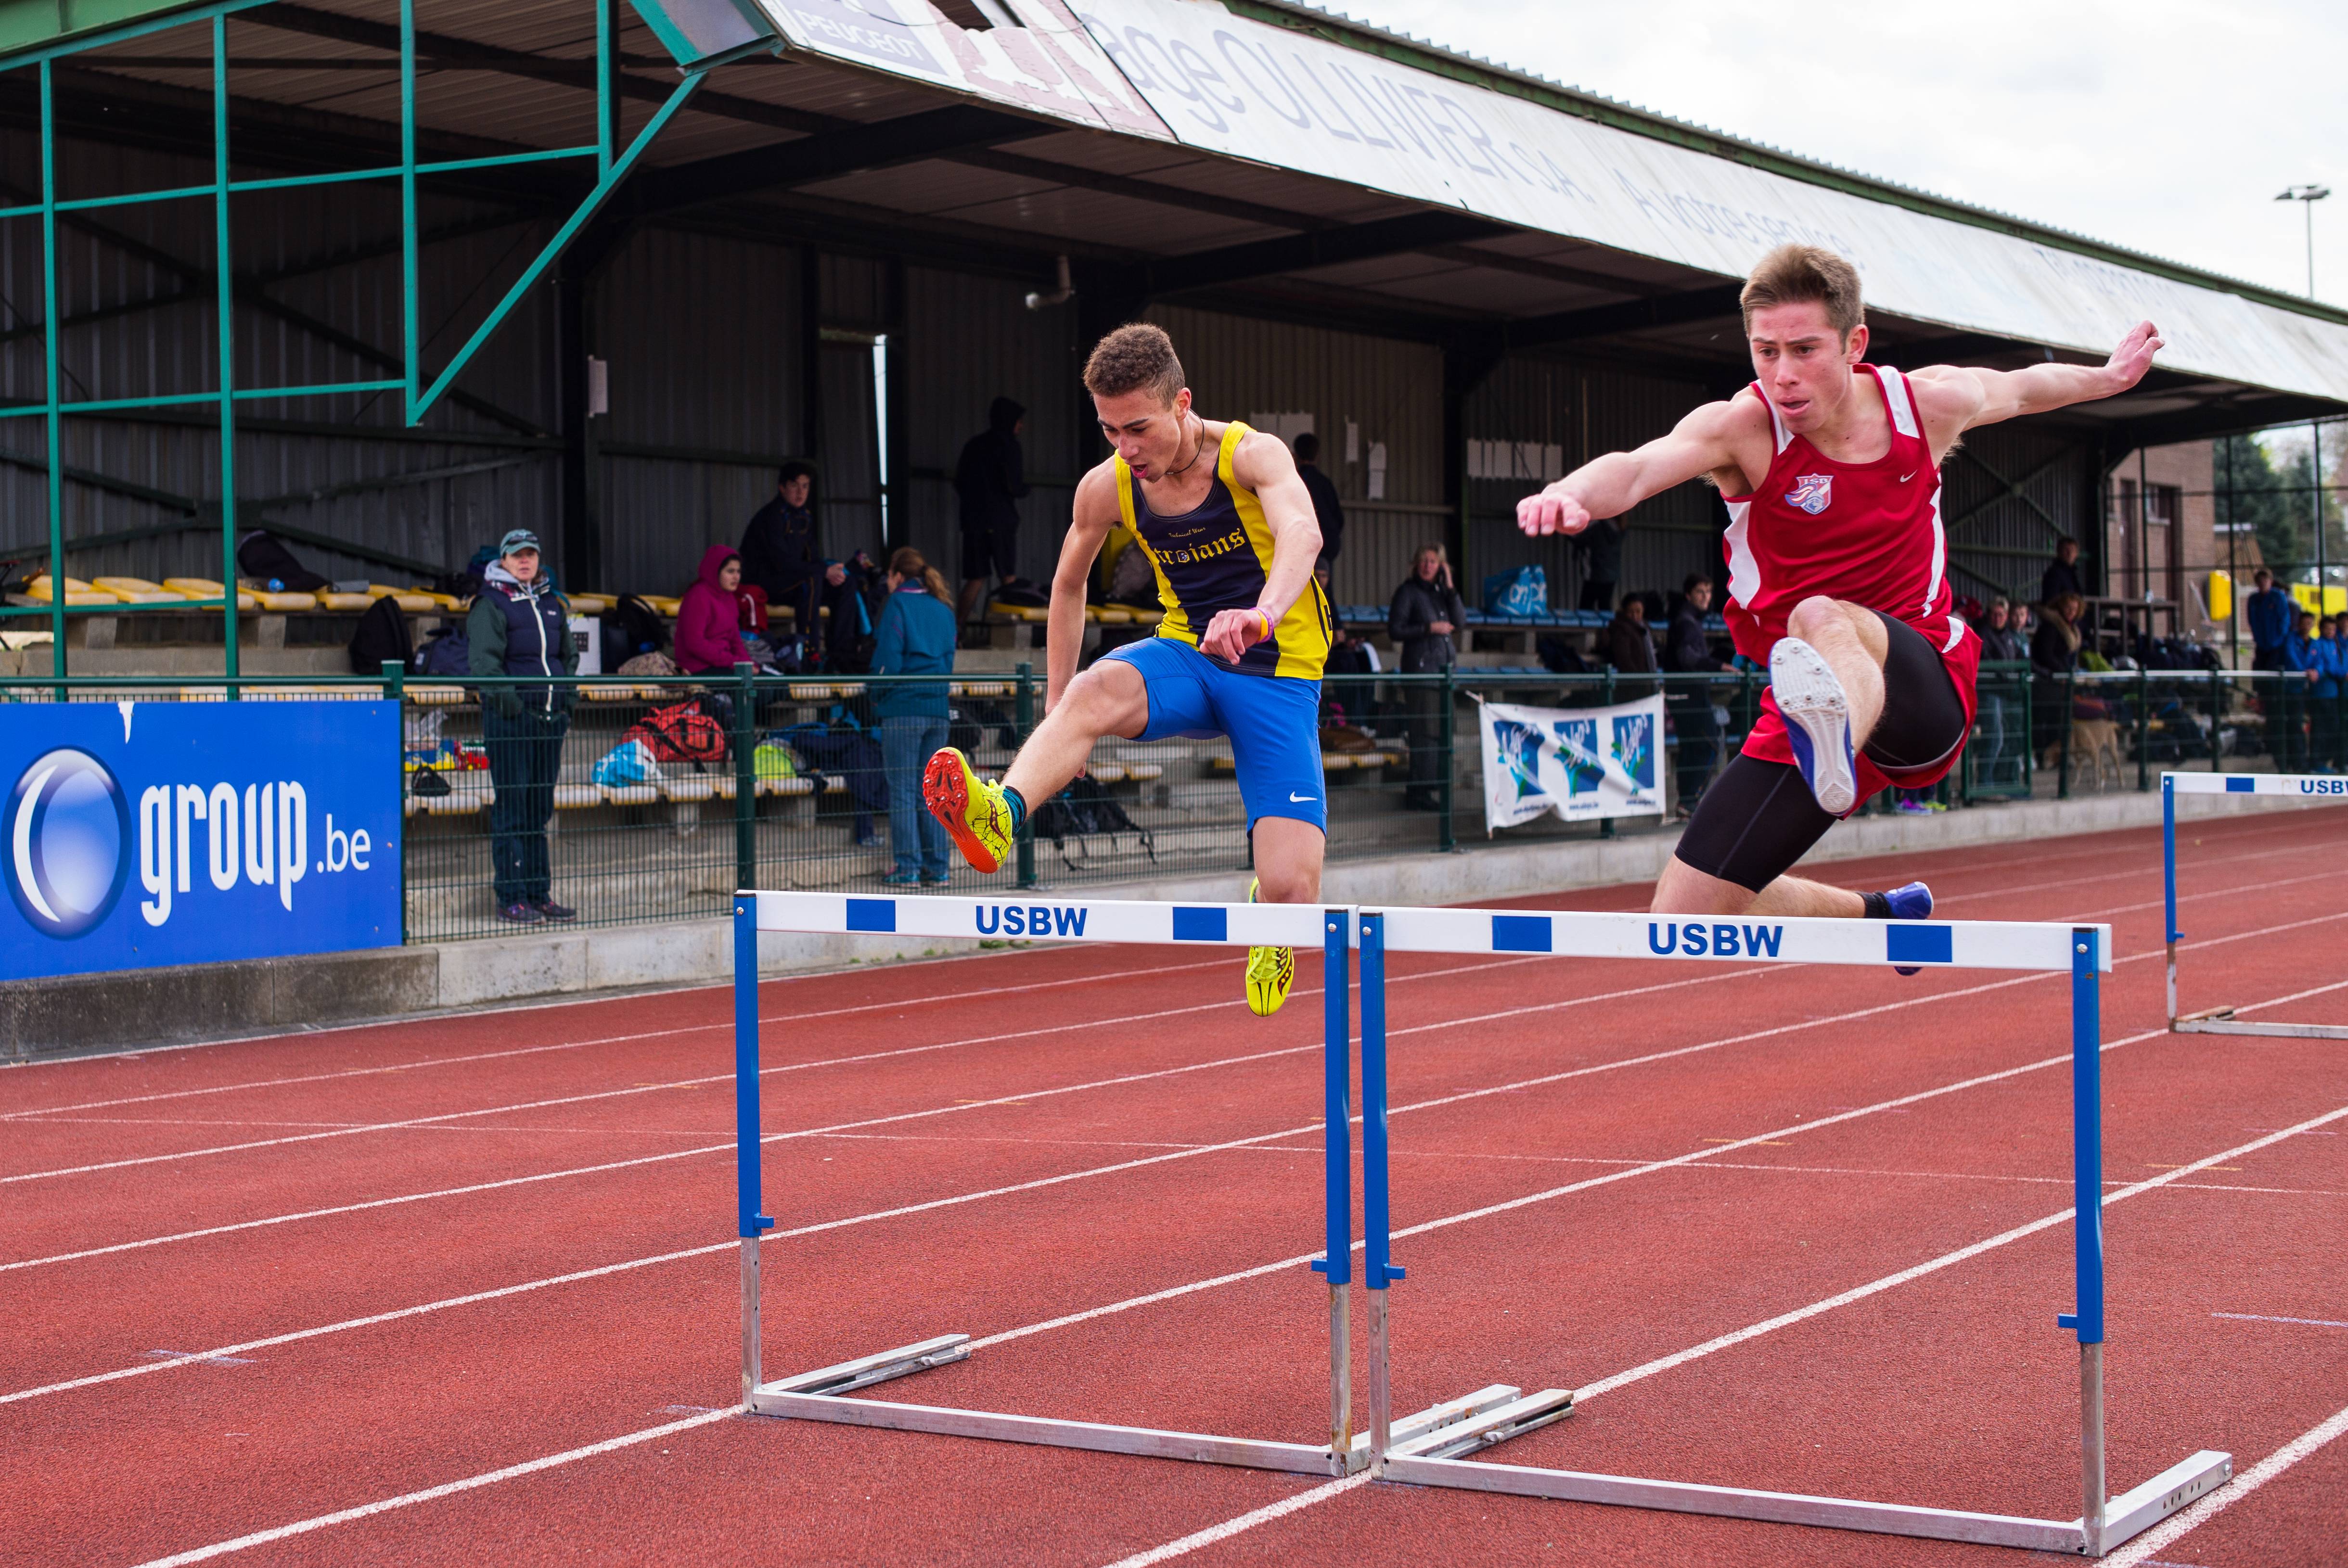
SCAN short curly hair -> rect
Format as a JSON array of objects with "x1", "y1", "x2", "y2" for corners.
[
  {"x1": 1083, "y1": 322, "x2": 1186, "y2": 406},
  {"x1": 1740, "y1": 244, "x2": 1863, "y2": 340}
]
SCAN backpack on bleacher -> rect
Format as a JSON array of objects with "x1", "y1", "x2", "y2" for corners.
[
  {"x1": 348, "y1": 593, "x2": 413, "y2": 674},
  {"x1": 411, "y1": 625, "x2": 470, "y2": 677},
  {"x1": 625, "y1": 700, "x2": 729, "y2": 765},
  {"x1": 602, "y1": 595, "x2": 668, "y2": 671},
  {"x1": 1483, "y1": 564, "x2": 1547, "y2": 618},
  {"x1": 1028, "y1": 777, "x2": 1155, "y2": 869}
]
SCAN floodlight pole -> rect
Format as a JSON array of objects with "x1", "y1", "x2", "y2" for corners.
[{"x1": 2277, "y1": 185, "x2": 2331, "y2": 604}]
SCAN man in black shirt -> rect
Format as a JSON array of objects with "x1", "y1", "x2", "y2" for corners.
[
  {"x1": 740, "y1": 461, "x2": 866, "y2": 669},
  {"x1": 1576, "y1": 517, "x2": 1622, "y2": 611},
  {"x1": 2040, "y1": 536, "x2": 2085, "y2": 608},
  {"x1": 1388, "y1": 544, "x2": 1465, "y2": 810},
  {"x1": 955, "y1": 396, "x2": 1030, "y2": 623},
  {"x1": 1666, "y1": 574, "x2": 1727, "y2": 817},
  {"x1": 1293, "y1": 432, "x2": 1345, "y2": 568}
]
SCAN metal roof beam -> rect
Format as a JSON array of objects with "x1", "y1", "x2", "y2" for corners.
[
  {"x1": 620, "y1": 104, "x2": 1048, "y2": 217},
  {"x1": 1138, "y1": 210, "x2": 1511, "y2": 295},
  {"x1": 1504, "y1": 284, "x2": 1746, "y2": 348}
]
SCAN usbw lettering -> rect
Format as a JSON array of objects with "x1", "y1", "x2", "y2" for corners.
[
  {"x1": 973, "y1": 903, "x2": 1091, "y2": 938},
  {"x1": 1647, "y1": 920, "x2": 1785, "y2": 957},
  {"x1": 136, "y1": 780, "x2": 371, "y2": 924}
]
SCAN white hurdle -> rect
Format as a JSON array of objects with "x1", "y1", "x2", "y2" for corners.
[
  {"x1": 1357, "y1": 905, "x2": 2227, "y2": 1558},
  {"x1": 2164, "y1": 771, "x2": 2348, "y2": 1038},
  {"x1": 731, "y1": 890, "x2": 1541, "y2": 1480}
]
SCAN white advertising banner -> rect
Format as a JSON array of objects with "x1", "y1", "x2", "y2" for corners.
[
  {"x1": 753, "y1": 0, "x2": 1171, "y2": 139},
  {"x1": 1054, "y1": 0, "x2": 2348, "y2": 403},
  {"x1": 1479, "y1": 694, "x2": 1665, "y2": 831}
]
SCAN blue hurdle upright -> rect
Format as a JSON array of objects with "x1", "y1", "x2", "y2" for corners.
[
  {"x1": 2164, "y1": 770, "x2": 2348, "y2": 1039},
  {"x1": 1353, "y1": 904, "x2": 2231, "y2": 1558},
  {"x1": 730, "y1": 890, "x2": 1560, "y2": 1478}
]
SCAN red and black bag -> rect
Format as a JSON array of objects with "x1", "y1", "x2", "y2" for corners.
[{"x1": 625, "y1": 700, "x2": 729, "y2": 765}]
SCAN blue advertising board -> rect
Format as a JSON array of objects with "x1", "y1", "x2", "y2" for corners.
[{"x1": 2, "y1": 701, "x2": 401, "y2": 980}]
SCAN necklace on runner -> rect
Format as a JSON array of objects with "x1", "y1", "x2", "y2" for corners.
[{"x1": 1162, "y1": 416, "x2": 1206, "y2": 478}]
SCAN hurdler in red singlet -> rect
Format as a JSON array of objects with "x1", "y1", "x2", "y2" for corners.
[
  {"x1": 1514, "y1": 242, "x2": 2161, "y2": 926},
  {"x1": 1722, "y1": 362, "x2": 1981, "y2": 803}
]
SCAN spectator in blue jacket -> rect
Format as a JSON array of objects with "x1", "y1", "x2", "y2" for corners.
[
  {"x1": 872, "y1": 546, "x2": 958, "y2": 884},
  {"x1": 2276, "y1": 608, "x2": 2322, "y2": 771},
  {"x1": 2245, "y1": 569, "x2": 2294, "y2": 672},
  {"x1": 2310, "y1": 614, "x2": 2348, "y2": 771}
]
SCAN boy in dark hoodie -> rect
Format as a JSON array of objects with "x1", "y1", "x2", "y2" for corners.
[{"x1": 954, "y1": 395, "x2": 1029, "y2": 622}]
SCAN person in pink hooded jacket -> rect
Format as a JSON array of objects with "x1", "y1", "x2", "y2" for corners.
[{"x1": 677, "y1": 543, "x2": 755, "y2": 675}]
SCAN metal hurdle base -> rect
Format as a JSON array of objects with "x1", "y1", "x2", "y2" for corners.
[
  {"x1": 745, "y1": 1331, "x2": 1562, "y2": 1478},
  {"x1": 1379, "y1": 1448, "x2": 2232, "y2": 1555},
  {"x1": 2172, "y1": 1005, "x2": 2348, "y2": 1040}
]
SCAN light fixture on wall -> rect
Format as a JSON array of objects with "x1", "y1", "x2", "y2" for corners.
[{"x1": 1025, "y1": 255, "x2": 1074, "y2": 311}]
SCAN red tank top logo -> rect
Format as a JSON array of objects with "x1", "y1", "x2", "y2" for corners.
[{"x1": 1784, "y1": 473, "x2": 1832, "y2": 515}]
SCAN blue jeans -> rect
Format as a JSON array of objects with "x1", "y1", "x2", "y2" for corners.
[{"x1": 880, "y1": 714, "x2": 949, "y2": 877}]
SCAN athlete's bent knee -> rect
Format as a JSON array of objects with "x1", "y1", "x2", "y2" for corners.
[
  {"x1": 1652, "y1": 855, "x2": 1758, "y2": 917},
  {"x1": 1784, "y1": 595, "x2": 1846, "y2": 642}
]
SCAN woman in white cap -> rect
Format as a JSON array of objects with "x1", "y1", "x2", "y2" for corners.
[{"x1": 466, "y1": 528, "x2": 578, "y2": 923}]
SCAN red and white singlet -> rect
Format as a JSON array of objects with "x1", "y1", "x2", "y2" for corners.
[{"x1": 1720, "y1": 364, "x2": 1980, "y2": 797}]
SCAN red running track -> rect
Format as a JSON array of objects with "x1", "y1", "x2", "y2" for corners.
[{"x1": 3, "y1": 809, "x2": 2345, "y2": 1568}]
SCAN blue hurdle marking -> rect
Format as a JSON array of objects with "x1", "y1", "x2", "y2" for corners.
[
  {"x1": 753, "y1": 890, "x2": 1326, "y2": 948},
  {"x1": 2165, "y1": 768, "x2": 2348, "y2": 798},
  {"x1": 1379, "y1": 907, "x2": 2104, "y2": 973}
]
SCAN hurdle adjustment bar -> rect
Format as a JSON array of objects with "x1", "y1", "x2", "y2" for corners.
[{"x1": 2164, "y1": 772, "x2": 2348, "y2": 1039}]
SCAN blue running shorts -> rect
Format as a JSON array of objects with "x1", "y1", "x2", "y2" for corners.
[{"x1": 1100, "y1": 637, "x2": 1325, "y2": 833}]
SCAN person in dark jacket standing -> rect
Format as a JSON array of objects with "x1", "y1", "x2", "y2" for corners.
[
  {"x1": 873, "y1": 547, "x2": 959, "y2": 884},
  {"x1": 2040, "y1": 536, "x2": 2085, "y2": 609},
  {"x1": 1388, "y1": 544, "x2": 1465, "y2": 811},
  {"x1": 1576, "y1": 516, "x2": 1622, "y2": 611},
  {"x1": 467, "y1": 529, "x2": 577, "y2": 924},
  {"x1": 955, "y1": 396, "x2": 1030, "y2": 623},
  {"x1": 741, "y1": 461, "x2": 864, "y2": 667},
  {"x1": 1665, "y1": 575, "x2": 1725, "y2": 817},
  {"x1": 2245, "y1": 568, "x2": 2294, "y2": 672},
  {"x1": 1292, "y1": 432, "x2": 1345, "y2": 568}
]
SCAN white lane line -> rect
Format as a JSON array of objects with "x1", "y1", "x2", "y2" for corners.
[
  {"x1": 0, "y1": 956, "x2": 1234, "y2": 1121},
  {"x1": 135, "y1": 1081, "x2": 2347, "y2": 1567},
  {"x1": 10, "y1": 860, "x2": 2321, "y2": 1189},
  {"x1": 0, "y1": 965, "x2": 1762, "y2": 1274},
  {"x1": 0, "y1": 951, "x2": 1574, "y2": 1186},
  {"x1": 1092, "y1": 1100, "x2": 2348, "y2": 1565},
  {"x1": 2104, "y1": 1398, "x2": 2348, "y2": 1568},
  {"x1": 2212, "y1": 1313, "x2": 2348, "y2": 1329},
  {"x1": 1096, "y1": 1474, "x2": 1376, "y2": 1568},
  {"x1": 1571, "y1": 1101, "x2": 2348, "y2": 1402},
  {"x1": 127, "y1": 1407, "x2": 741, "y2": 1568}
]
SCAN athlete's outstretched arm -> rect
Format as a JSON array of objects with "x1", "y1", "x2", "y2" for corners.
[
  {"x1": 1913, "y1": 320, "x2": 2163, "y2": 442},
  {"x1": 1201, "y1": 433, "x2": 1321, "y2": 663},
  {"x1": 1043, "y1": 466, "x2": 1121, "y2": 712},
  {"x1": 1517, "y1": 397, "x2": 1755, "y2": 536}
]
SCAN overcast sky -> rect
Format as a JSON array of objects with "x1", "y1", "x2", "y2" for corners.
[{"x1": 1337, "y1": 0, "x2": 2347, "y2": 306}]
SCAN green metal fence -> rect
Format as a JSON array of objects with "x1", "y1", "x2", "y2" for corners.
[{"x1": 4, "y1": 661, "x2": 2334, "y2": 944}]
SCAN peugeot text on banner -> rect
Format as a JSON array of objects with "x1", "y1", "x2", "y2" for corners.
[
  {"x1": 1478, "y1": 694, "x2": 1667, "y2": 831},
  {"x1": 2, "y1": 701, "x2": 401, "y2": 980}
]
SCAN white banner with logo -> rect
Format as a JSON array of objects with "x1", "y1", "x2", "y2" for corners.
[{"x1": 1478, "y1": 694, "x2": 1665, "y2": 831}]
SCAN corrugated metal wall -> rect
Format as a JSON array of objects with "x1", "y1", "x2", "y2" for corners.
[
  {"x1": 1464, "y1": 353, "x2": 1724, "y2": 610},
  {"x1": 1936, "y1": 421, "x2": 2103, "y2": 607},
  {"x1": 900, "y1": 266, "x2": 1080, "y2": 586},
  {"x1": 1145, "y1": 304, "x2": 1445, "y2": 608},
  {"x1": 597, "y1": 228, "x2": 800, "y2": 593}
]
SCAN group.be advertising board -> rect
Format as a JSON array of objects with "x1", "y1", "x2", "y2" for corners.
[{"x1": 3, "y1": 702, "x2": 402, "y2": 981}]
